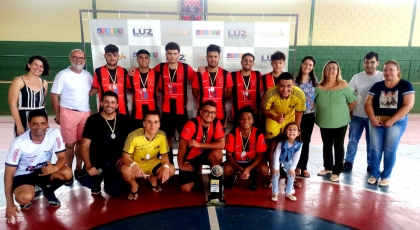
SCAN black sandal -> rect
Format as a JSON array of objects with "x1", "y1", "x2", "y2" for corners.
[
  {"x1": 127, "y1": 191, "x2": 138, "y2": 200},
  {"x1": 147, "y1": 177, "x2": 163, "y2": 192}
]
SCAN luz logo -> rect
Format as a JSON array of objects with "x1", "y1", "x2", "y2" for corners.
[
  {"x1": 133, "y1": 28, "x2": 153, "y2": 37},
  {"x1": 261, "y1": 55, "x2": 271, "y2": 63},
  {"x1": 228, "y1": 30, "x2": 247, "y2": 38}
]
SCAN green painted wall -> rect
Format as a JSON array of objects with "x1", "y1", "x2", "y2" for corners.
[{"x1": 0, "y1": 41, "x2": 419, "y2": 114}]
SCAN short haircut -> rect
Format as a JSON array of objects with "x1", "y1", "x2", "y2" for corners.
[
  {"x1": 278, "y1": 72, "x2": 294, "y2": 81},
  {"x1": 101, "y1": 90, "x2": 118, "y2": 103},
  {"x1": 271, "y1": 51, "x2": 286, "y2": 62},
  {"x1": 200, "y1": 100, "x2": 217, "y2": 110},
  {"x1": 237, "y1": 106, "x2": 255, "y2": 121},
  {"x1": 144, "y1": 110, "x2": 161, "y2": 122},
  {"x1": 69, "y1": 49, "x2": 86, "y2": 58},
  {"x1": 242, "y1": 53, "x2": 255, "y2": 61},
  {"x1": 136, "y1": 49, "x2": 150, "y2": 57},
  {"x1": 104, "y1": 44, "x2": 119, "y2": 53},
  {"x1": 28, "y1": 109, "x2": 48, "y2": 122},
  {"x1": 207, "y1": 44, "x2": 221, "y2": 55},
  {"x1": 25, "y1": 55, "x2": 50, "y2": 76},
  {"x1": 364, "y1": 52, "x2": 379, "y2": 61},
  {"x1": 165, "y1": 42, "x2": 180, "y2": 52}
]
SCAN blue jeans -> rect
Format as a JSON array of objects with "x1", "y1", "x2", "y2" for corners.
[
  {"x1": 345, "y1": 116, "x2": 371, "y2": 165},
  {"x1": 369, "y1": 116, "x2": 408, "y2": 179},
  {"x1": 272, "y1": 160, "x2": 294, "y2": 195}
]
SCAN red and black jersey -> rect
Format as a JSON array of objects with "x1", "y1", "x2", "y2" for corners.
[
  {"x1": 231, "y1": 70, "x2": 261, "y2": 119},
  {"x1": 93, "y1": 66, "x2": 129, "y2": 115},
  {"x1": 153, "y1": 62, "x2": 196, "y2": 114},
  {"x1": 225, "y1": 127, "x2": 266, "y2": 163},
  {"x1": 260, "y1": 72, "x2": 280, "y2": 93},
  {"x1": 127, "y1": 69, "x2": 160, "y2": 120},
  {"x1": 192, "y1": 67, "x2": 233, "y2": 121},
  {"x1": 180, "y1": 116, "x2": 225, "y2": 160}
]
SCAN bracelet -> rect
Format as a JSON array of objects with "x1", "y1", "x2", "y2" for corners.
[
  {"x1": 163, "y1": 164, "x2": 169, "y2": 169},
  {"x1": 129, "y1": 162, "x2": 136, "y2": 167}
]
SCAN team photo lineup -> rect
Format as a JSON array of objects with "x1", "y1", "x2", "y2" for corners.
[{"x1": 4, "y1": 38, "x2": 415, "y2": 222}]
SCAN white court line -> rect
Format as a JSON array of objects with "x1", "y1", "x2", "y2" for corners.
[{"x1": 202, "y1": 173, "x2": 221, "y2": 230}]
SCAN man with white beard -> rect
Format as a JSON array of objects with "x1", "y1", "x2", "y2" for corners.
[{"x1": 50, "y1": 49, "x2": 93, "y2": 184}]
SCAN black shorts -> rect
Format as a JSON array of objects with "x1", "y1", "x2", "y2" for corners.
[
  {"x1": 161, "y1": 109, "x2": 188, "y2": 137},
  {"x1": 179, "y1": 151, "x2": 211, "y2": 185},
  {"x1": 12, "y1": 169, "x2": 51, "y2": 191}
]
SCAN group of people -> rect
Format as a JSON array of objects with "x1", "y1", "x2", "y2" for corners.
[{"x1": 4, "y1": 41, "x2": 415, "y2": 223}]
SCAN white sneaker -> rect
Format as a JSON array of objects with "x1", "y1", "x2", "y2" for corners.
[
  {"x1": 317, "y1": 170, "x2": 332, "y2": 176},
  {"x1": 379, "y1": 179, "x2": 389, "y2": 187},
  {"x1": 271, "y1": 194, "x2": 278, "y2": 201},
  {"x1": 285, "y1": 194, "x2": 297, "y2": 201},
  {"x1": 367, "y1": 176, "x2": 377, "y2": 185}
]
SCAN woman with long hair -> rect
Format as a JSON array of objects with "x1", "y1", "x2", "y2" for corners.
[{"x1": 294, "y1": 56, "x2": 318, "y2": 178}]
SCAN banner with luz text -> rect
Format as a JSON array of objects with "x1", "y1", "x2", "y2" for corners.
[{"x1": 89, "y1": 19, "x2": 290, "y2": 148}]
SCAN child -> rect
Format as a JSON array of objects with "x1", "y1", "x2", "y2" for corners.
[{"x1": 271, "y1": 122, "x2": 302, "y2": 201}]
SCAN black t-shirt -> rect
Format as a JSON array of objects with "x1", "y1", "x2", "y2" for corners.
[{"x1": 82, "y1": 113, "x2": 133, "y2": 167}]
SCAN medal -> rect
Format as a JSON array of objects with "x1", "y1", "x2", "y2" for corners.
[
  {"x1": 111, "y1": 133, "x2": 116, "y2": 139},
  {"x1": 103, "y1": 114, "x2": 117, "y2": 141},
  {"x1": 142, "y1": 88, "x2": 147, "y2": 92},
  {"x1": 146, "y1": 153, "x2": 150, "y2": 160},
  {"x1": 245, "y1": 91, "x2": 249, "y2": 96},
  {"x1": 241, "y1": 151, "x2": 246, "y2": 157},
  {"x1": 112, "y1": 84, "x2": 117, "y2": 89},
  {"x1": 210, "y1": 87, "x2": 215, "y2": 92}
]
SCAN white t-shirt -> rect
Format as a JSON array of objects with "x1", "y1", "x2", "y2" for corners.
[
  {"x1": 51, "y1": 67, "x2": 93, "y2": 112},
  {"x1": 349, "y1": 71, "x2": 384, "y2": 117},
  {"x1": 6, "y1": 128, "x2": 65, "y2": 177}
]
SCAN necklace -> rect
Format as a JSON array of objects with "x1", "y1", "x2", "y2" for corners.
[
  {"x1": 169, "y1": 64, "x2": 178, "y2": 83},
  {"x1": 241, "y1": 72, "x2": 251, "y2": 96},
  {"x1": 208, "y1": 67, "x2": 219, "y2": 92},
  {"x1": 201, "y1": 125, "x2": 210, "y2": 143},
  {"x1": 144, "y1": 134, "x2": 156, "y2": 160},
  {"x1": 240, "y1": 129, "x2": 251, "y2": 159},
  {"x1": 107, "y1": 68, "x2": 117, "y2": 89},
  {"x1": 139, "y1": 69, "x2": 149, "y2": 92},
  {"x1": 103, "y1": 113, "x2": 117, "y2": 139}
]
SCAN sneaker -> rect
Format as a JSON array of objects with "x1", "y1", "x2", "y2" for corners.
[
  {"x1": 65, "y1": 177, "x2": 74, "y2": 186},
  {"x1": 249, "y1": 180, "x2": 258, "y2": 191},
  {"x1": 367, "y1": 176, "x2": 377, "y2": 184},
  {"x1": 330, "y1": 174, "x2": 339, "y2": 182},
  {"x1": 317, "y1": 170, "x2": 332, "y2": 176},
  {"x1": 44, "y1": 192, "x2": 61, "y2": 208},
  {"x1": 285, "y1": 194, "x2": 297, "y2": 201},
  {"x1": 284, "y1": 188, "x2": 296, "y2": 194},
  {"x1": 91, "y1": 188, "x2": 101, "y2": 195},
  {"x1": 20, "y1": 202, "x2": 32, "y2": 210},
  {"x1": 271, "y1": 194, "x2": 278, "y2": 201},
  {"x1": 367, "y1": 166, "x2": 371, "y2": 173},
  {"x1": 379, "y1": 179, "x2": 389, "y2": 187},
  {"x1": 342, "y1": 162, "x2": 353, "y2": 172}
]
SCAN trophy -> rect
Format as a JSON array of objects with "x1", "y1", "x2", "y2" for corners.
[{"x1": 207, "y1": 164, "x2": 226, "y2": 206}]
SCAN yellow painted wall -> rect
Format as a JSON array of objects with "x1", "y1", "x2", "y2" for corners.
[
  {"x1": 0, "y1": 0, "x2": 418, "y2": 47},
  {"x1": 313, "y1": 0, "x2": 414, "y2": 46}
]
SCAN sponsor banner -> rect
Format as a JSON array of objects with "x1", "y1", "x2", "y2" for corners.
[
  {"x1": 160, "y1": 46, "x2": 193, "y2": 66},
  {"x1": 89, "y1": 20, "x2": 129, "y2": 45},
  {"x1": 192, "y1": 21, "x2": 224, "y2": 47},
  {"x1": 91, "y1": 45, "x2": 131, "y2": 69},
  {"x1": 222, "y1": 47, "x2": 255, "y2": 71},
  {"x1": 254, "y1": 22, "x2": 290, "y2": 48},
  {"x1": 224, "y1": 22, "x2": 255, "y2": 47},
  {"x1": 161, "y1": 20, "x2": 193, "y2": 46},
  {"x1": 253, "y1": 47, "x2": 289, "y2": 73},
  {"x1": 127, "y1": 19, "x2": 162, "y2": 46},
  {"x1": 129, "y1": 46, "x2": 161, "y2": 69}
]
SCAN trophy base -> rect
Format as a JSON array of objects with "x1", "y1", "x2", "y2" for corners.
[{"x1": 206, "y1": 198, "x2": 226, "y2": 206}]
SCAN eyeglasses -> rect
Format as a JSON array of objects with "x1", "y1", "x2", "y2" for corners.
[
  {"x1": 325, "y1": 67, "x2": 337, "y2": 71},
  {"x1": 202, "y1": 110, "x2": 216, "y2": 116},
  {"x1": 71, "y1": 56, "x2": 86, "y2": 61},
  {"x1": 287, "y1": 130, "x2": 299, "y2": 132}
]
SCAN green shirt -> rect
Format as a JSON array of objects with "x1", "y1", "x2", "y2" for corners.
[{"x1": 315, "y1": 86, "x2": 357, "y2": 128}]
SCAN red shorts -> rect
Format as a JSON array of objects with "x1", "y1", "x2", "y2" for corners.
[{"x1": 60, "y1": 107, "x2": 90, "y2": 143}]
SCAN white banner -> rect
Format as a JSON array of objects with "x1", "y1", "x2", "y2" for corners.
[{"x1": 89, "y1": 19, "x2": 290, "y2": 147}]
